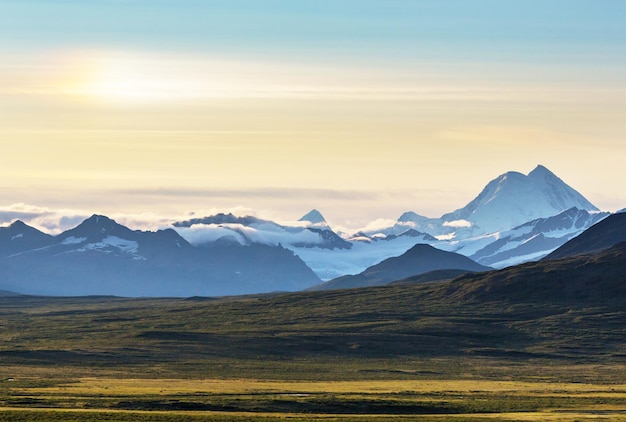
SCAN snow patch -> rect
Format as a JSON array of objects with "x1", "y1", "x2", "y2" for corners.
[
  {"x1": 435, "y1": 233, "x2": 456, "y2": 241},
  {"x1": 492, "y1": 250, "x2": 556, "y2": 268},
  {"x1": 76, "y1": 236, "x2": 142, "y2": 258}
]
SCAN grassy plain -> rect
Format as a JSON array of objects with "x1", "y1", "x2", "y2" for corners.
[{"x1": 1, "y1": 276, "x2": 626, "y2": 420}]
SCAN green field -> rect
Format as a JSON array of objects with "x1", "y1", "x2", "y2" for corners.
[{"x1": 1, "y1": 278, "x2": 626, "y2": 420}]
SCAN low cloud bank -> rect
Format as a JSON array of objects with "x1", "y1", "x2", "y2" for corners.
[{"x1": 173, "y1": 222, "x2": 325, "y2": 247}]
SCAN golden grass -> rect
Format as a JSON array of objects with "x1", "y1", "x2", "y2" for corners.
[{"x1": 21, "y1": 377, "x2": 626, "y2": 396}]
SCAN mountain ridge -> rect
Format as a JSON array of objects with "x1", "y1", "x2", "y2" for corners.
[{"x1": 0, "y1": 216, "x2": 321, "y2": 297}]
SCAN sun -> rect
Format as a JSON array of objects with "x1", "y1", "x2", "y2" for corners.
[{"x1": 62, "y1": 52, "x2": 193, "y2": 104}]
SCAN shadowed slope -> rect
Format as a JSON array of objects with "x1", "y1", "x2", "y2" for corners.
[{"x1": 544, "y1": 212, "x2": 626, "y2": 260}]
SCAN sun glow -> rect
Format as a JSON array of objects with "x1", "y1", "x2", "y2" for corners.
[{"x1": 61, "y1": 52, "x2": 199, "y2": 103}]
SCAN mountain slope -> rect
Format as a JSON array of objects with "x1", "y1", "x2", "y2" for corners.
[
  {"x1": 0, "y1": 215, "x2": 321, "y2": 297},
  {"x1": 449, "y1": 241, "x2": 626, "y2": 304},
  {"x1": 439, "y1": 208, "x2": 610, "y2": 268},
  {"x1": 359, "y1": 165, "x2": 598, "y2": 241},
  {"x1": 313, "y1": 244, "x2": 490, "y2": 290},
  {"x1": 543, "y1": 212, "x2": 626, "y2": 260}
]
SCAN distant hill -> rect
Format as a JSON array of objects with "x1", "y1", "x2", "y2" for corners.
[
  {"x1": 312, "y1": 244, "x2": 490, "y2": 290},
  {"x1": 543, "y1": 212, "x2": 626, "y2": 260}
]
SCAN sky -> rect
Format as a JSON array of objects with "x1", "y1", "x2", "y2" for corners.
[{"x1": 1, "y1": 0, "x2": 625, "y2": 232}]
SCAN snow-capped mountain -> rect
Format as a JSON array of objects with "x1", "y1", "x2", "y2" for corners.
[
  {"x1": 362, "y1": 165, "x2": 598, "y2": 240},
  {"x1": 438, "y1": 208, "x2": 609, "y2": 268},
  {"x1": 172, "y1": 211, "x2": 351, "y2": 250},
  {"x1": 440, "y1": 165, "x2": 598, "y2": 236},
  {"x1": 0, "y1": 215, "x2": 320, "y2": 297}
]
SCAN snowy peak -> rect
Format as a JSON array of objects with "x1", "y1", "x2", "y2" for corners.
[
  {"x1": 440, "y1": 165, "x2": 598, "y2": 235},
  {"x1": 527, "y1": 164, "x2": 554, "y2": 179},
  {"x1": 298, "y1": 209, "x2": 327, "y2": 225},
  {"x1": 527, "y1": 164, "x2": 598, "y2": 211}
]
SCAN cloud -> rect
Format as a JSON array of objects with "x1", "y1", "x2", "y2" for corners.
[
  {"x1": 0, "y1": 203, "x2": 183, "y2": 234},
  {"x1": 0, "y1": 203, "x2": 91, "y2": 234},
  {"x1": 8, "y1": 49, "x2": 593, "y2": 105},
  {"x1": 343, "y1": 218, "x2": 399, "y2": 234},
  {"x1": 0, "y1": 203, "x2": 326, "y2": 243},
  {"x1": 113, "y1": 187, "x2": 381, "y2": 201},
  {"x1": 443, "y1": 219, "x2": 472, "y2": 228},
  {"x1": 172, "y1": 222, "x2": 326, "y2": 247}
]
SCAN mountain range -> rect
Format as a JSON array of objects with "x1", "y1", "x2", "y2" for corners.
[
  {"x1": 0, "y1": 164, "x2": 621, "y2": 297},
  {"x1": 0, "y1": 215, "x2": 320, "y2": 297},
  {"x1": 312, "y1": 200, "x2": 626, "y2": 292},
  {"x1": 162, "y1": 165, "x2": 606, "y2": 279}
]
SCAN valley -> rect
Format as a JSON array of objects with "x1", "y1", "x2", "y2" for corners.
[{"x1": 1, "y1": 242, "x2": 625, "y2": 420}]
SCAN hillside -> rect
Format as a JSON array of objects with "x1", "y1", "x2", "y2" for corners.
[
  {"x1": 449, "y1": 241, "x2": 626, "y2": 303},
  {"x1": 1, "y1": 242, "x2": 624, "y2": 379}
]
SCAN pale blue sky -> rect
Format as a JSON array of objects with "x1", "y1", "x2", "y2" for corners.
[{"x1": 2, "y1": 1, "x2": 624, "y2": 59}]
